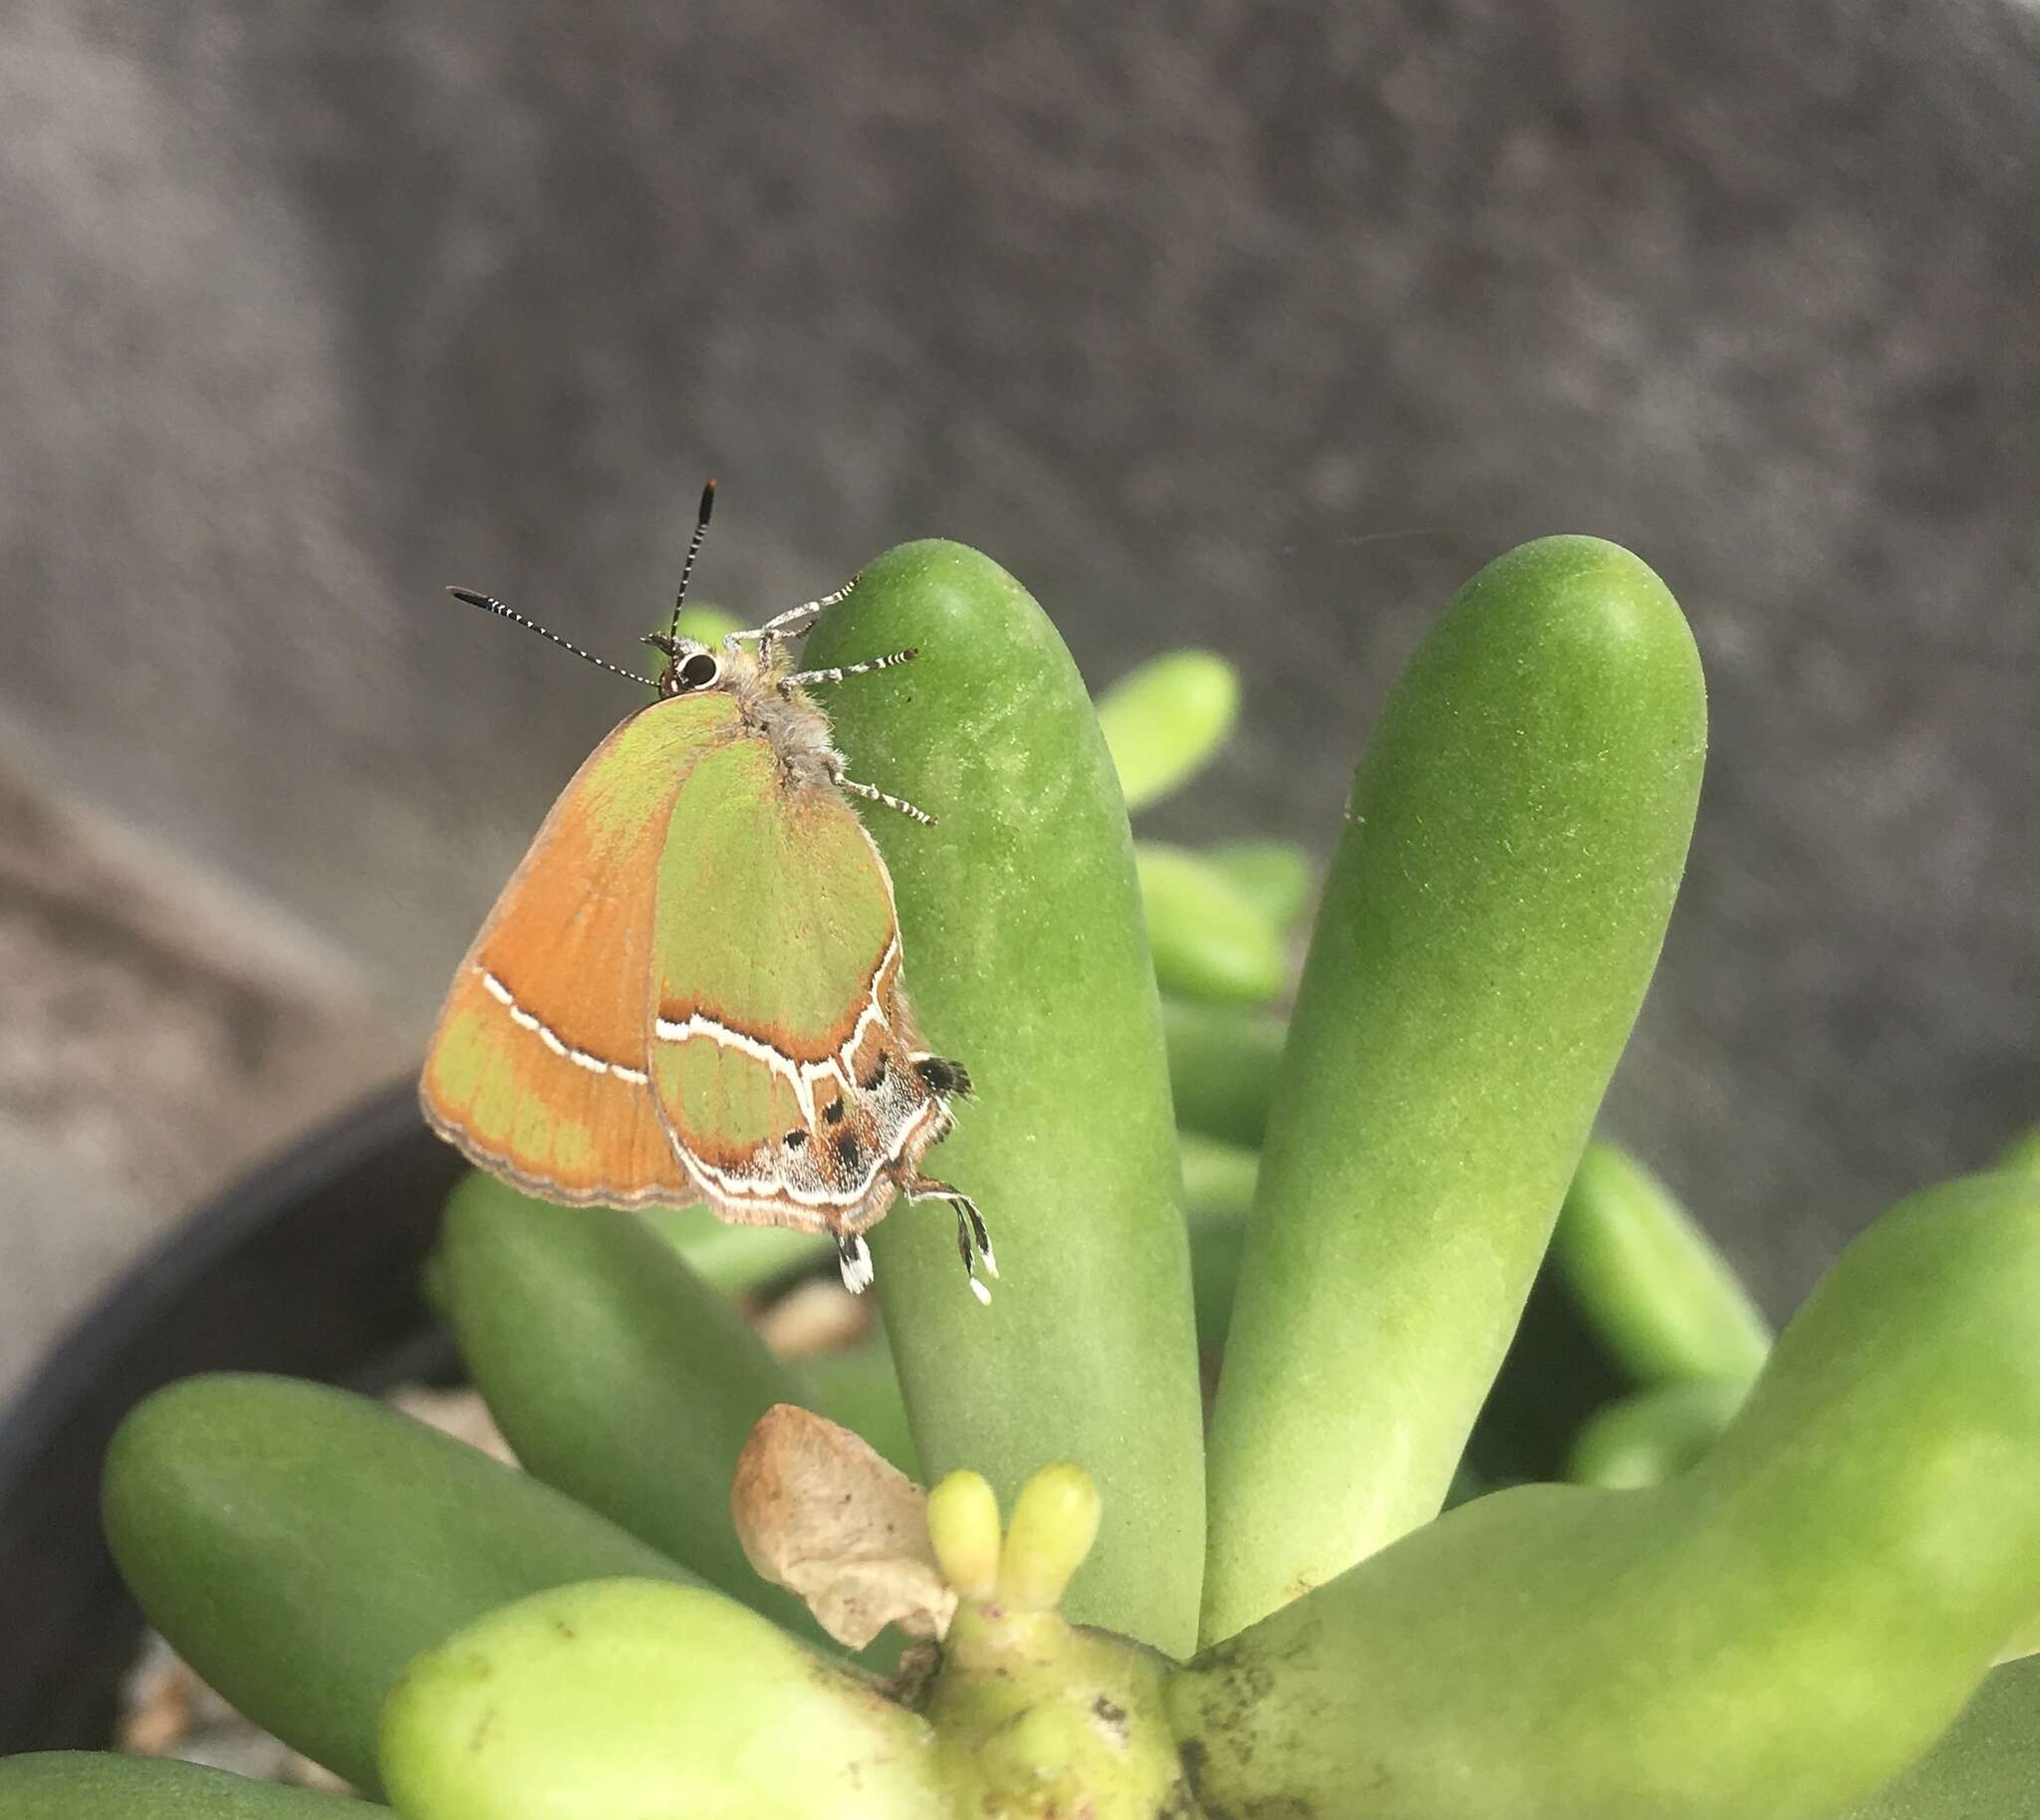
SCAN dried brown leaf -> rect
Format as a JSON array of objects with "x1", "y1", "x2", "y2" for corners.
[{"x1": 731, "y1": 1405, "x2": 955, "y2": 1648}]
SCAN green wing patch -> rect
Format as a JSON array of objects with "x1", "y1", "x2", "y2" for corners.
[{"x1": 651, "y1": 737, "x2": 896, "y2": 1061}]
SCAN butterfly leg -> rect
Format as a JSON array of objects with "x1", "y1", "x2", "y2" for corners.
[
  {"x1": 781, "y1": 648, "x2": 918, "y2": 694},
  {"x1": 828, "y1": 753, "x2": 935, "y2": 826},
  {"x1": 901, "y1": 1175, "x2": 997, "y2": 1303},
  {"x1": 734, "y1": 576, "x2": 859, "y2": 667}
]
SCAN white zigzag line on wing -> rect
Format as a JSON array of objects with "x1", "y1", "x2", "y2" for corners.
[
  {"x1": 675, "y1": 1096, "x2": 948, "y2": 1213},
  {"x1": 837, "y1": 933, "x2": 900, "y2": 1067},
  {"x1": 478, "y1": 916, "x2": 900, "y2": 1139},
  {"x1": 651, "y1": 932, "x2": 901, "y2": 1130},
  {"x1": 478, "y1": 969, "x2": 649, "y2": 1085}
]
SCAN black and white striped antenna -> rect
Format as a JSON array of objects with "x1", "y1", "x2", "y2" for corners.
[
  {"x1": 666, "y1": 478, "x2": 717, "y2": 640},
  {"x1": 443, "y1": 586, "x2": 656, "y2": 688}
]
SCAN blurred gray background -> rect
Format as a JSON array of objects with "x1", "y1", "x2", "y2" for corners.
[{"x1": 2, "y1": 0, "x2": 2036, "y2": 1404}]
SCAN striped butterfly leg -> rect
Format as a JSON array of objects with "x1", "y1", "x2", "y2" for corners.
[
  {"x1": 778, "y1": 638, "x2": 934, "y2": 825},
  {"x1": 780, "y1": 648, "x2": 919, "y2": 694},
  {"x1": 732, "y1": 577, "x2": 858, "y2": 668},
  {"x1": 828, "y1": 751, "x2": 935, "y2": 827},
  {"x1": 832, "y1": 1164, "x2": 989, "y2": 1302},
  {"x1": 797, "y1": 650, "x2": 935, "y2": 827}
]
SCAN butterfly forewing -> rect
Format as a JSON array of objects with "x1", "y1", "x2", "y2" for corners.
[{"x1": 420, "y1": 693, "x2": 742, "y2": 1206}]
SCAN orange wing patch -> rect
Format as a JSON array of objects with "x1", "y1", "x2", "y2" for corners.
[
  {"x1": 422, "y1": 961, "x2": 695, "y2": 1207},
  {"x1": 419, "y1": 693, "x2": 739, "y2": 1210}
]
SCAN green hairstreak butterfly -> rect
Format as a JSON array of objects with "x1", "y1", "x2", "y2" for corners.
[{"x1": 419, "y1": 483, "x2": 995, "y2": 1302}]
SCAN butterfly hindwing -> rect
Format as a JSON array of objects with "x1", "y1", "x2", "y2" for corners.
[
  {"x1": 420, "y1": 693, "x2": 742, "y2": 1207},
  {"x1": 647, "y1": 737, "x2": 947, "y2": 1231}
]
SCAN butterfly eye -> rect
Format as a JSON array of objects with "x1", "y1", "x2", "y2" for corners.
[{"x1": 674, "y1": 652, "x2": 721, "y2": 692}]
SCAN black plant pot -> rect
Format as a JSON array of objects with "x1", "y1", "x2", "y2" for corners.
[
  {"x1": 0, "y1": 1083, "x2": 463, "y2": 1754},
  {"x1": 0, "y1": 1079, "x2": 1627, "y2": 1759}
]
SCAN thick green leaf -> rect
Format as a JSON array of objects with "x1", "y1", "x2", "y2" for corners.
[
  {"x1": 438, "y1": 1174, "x2": 826, "y2": 1643},
  {"x1": 638, "y1": 1203, "x2": 834, "y2": 1290},
  {"x1": 1178, "y1": 1131, "x2": 1256, "y2": 1351},
  {"x1": 381, "y1": 1580, "x2": 942, "y2": 1820},
  {"x1": 1203, "y1": 536, "x2": 1706, "y2": 1643},
  {"x1": 1995, "y1": 1121, "x2": 2040, "y2": 1177},
  {"x1": 1552, "y1": 1140, "x2": 1772, "y2": 1387},
  {"x1": 1171, "y1": 1172, "x2": 2040, "y2": 1819},
  {"x1": 1160, "y1": 998, "x2": 1285, "y2": 1149},
  {"x1": 0, "y1": 1755, "x2": 379, "y2": 1818},
  {"x1": 798, "y1": 1323, "x2": 919, "y2": 1478},
  {"x1": 1843, "y1": 1656, "x2": 2040, "y2": 1817},
  {"x1": 1178, "y1": 1130, "x2": 1258, "y2": 1216},
  {"x1": 1203, "y1": 839, "x2": 1316, "y2": 933},
  {"x1": 673, "y1": 605, "x2": 743, "y2": 647},
  {"x1": 1564, "y1": 1378, "x2": 1747, "y2": 1489},
  {"x1": 103, "y1": 1374, "x2": 705, "y2": 1793},
  {"x1": 1136, "y1": 842, "x2": 1289, "y2": 1004},
  {"x1": 1094, "y1": 649, "x2": 1239, "y2": 812},
  {"x1": 804, "y1": 541, "x2": 1205, "y2": 1656}
]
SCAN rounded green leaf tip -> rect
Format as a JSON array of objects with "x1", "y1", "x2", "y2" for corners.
[
  {"x1": 1205, "y1": 839, "x2": 1316, "y2": 932},
  {"x1": 1995, "y1": 1121, "x2": 2040, "y2": 1178},
  {"x1": 997, "y1": 1462, "x2": 1104, "y2": 1612},
  {"x1": 379, "y1": 1580, "x2": 942, "y2": 1820},
  {"x1": 1136, "y1": 842, "x2": 1290, "y2": 1004},
  {"x1": 1552, "y1": 1140, "x2": 1773, "y2": 1388},
  {"x1": 1203, "y1": 534, "x2": 1706, "y2": 1645},
  {"x1": 1095, "y1": 649, "x2": 1240, "y2": 812},
  {"x1": 802, "y1": 540, "x2": 1205, "y2": 1658},
  {"x1": 102, "y1": 1374, "x2": 703, "y2": 1793},
  {"x1": 927, "y1": 1469, "x2": 1001, "y2": 1598},
  {"x1": 0, "y1": 1754, "x2": 378, "y2": 1816},
  {"x1": 1179, "y1": 1130, "x2": 1259, "y2": 1215},
  {"x1": 673, "y1": 604, "x2": 744, "y2": 647},
  {"x1": 1565, "y1": 1378, "x2": 1747, "y2": 1489}
]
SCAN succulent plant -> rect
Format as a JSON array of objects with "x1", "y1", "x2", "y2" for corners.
[{"x1": 9, "y1": 536, "x2": 2037, "y2": 1818}]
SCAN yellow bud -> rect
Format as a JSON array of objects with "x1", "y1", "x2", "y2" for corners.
[
  {"x1": 996, "y1": 1463, "x2": 1101, "y2": 1612},
  {"x1": 926, "y1": 1470, "x2": 1001, "y2": 1599}
]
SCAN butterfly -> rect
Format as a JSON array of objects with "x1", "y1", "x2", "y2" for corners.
[{"x1": 419, "y1": 483, "x2": 995, "y2": 1302}]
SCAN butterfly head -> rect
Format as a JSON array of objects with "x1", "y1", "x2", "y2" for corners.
[{"x1": 643, "y1": 633, "x2": 736, "y2": 699}]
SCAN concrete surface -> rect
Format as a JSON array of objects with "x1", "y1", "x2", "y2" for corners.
[
  {"x1": 2, "y1": 1, "x2": 2037, "y2": 1401},
  {"x1": 0, "y1": 738, "x2": 406, "y2": 1407}
]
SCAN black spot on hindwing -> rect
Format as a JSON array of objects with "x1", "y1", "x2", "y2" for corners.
[{"x1": 833, "y1": 1131, "x2": 865, "y2": 1176}]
